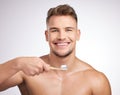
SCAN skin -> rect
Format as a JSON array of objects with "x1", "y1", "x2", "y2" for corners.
[{"x1": 0, "y1": 15, "x2": 111, "y2": 95}]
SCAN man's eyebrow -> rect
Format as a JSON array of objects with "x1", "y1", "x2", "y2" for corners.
[
  {"x1": 65, "y1": 27, "x2": 75, "y2": 29},
  {"x1": 49, "y1": 27, "x2": 75, "y2": 30},
  {"x1": 49, "y1": 27, "x2": 58, "y2": 30}
]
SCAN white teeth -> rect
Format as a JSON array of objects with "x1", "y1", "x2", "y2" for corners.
[{"x1": 56, "y1": 42, "x2": 68, "y2": 46}]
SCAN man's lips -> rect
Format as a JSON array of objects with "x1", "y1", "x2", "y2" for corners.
[{"x1": 54, "y1": 42, "x2": 70, "y2": 47}]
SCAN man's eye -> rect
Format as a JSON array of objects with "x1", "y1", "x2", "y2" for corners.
[{"x1": 51, "y1": 30, "x2": 58, "y2": 32}]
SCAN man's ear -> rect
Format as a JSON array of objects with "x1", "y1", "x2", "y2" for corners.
[
  {"x1": 76, "y1": 29, "x2": 81, "y2": 41},
  {"x1": 45, "y1": 30, "x2": 48, "y2": 41}
]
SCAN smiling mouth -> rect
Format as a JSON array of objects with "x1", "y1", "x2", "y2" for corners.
[{"x1": 54, "y1": 42, "x2": 70, "y2": 47}]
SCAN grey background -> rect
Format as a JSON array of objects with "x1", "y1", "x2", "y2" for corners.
[{"x1": 0, "y1": 0, "x2": 120, "y2": 95}]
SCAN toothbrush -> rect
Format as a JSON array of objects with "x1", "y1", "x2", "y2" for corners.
[{"x1": 50, "y1": 65, "x2": 68, "y2": 70}]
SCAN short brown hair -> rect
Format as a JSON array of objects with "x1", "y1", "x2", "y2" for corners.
[{"x1": 46, "y1": 4, "x2": 77, "y2": 23}]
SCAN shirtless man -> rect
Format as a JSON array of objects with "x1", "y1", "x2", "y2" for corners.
[{"x1": 0, "y1": 4, "x2": 111, "y2": 95}]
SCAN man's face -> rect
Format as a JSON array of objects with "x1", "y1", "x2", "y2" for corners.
[{"x1": 45, "y1": 15, "x2": 80, "y2": 57}]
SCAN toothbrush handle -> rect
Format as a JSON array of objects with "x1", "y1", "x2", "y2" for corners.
[{"x1": 50, "y1": 66, "x2": 62, "y2": 70}]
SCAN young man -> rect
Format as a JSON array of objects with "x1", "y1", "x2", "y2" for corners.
[{"x1": 0, "y1": 4, "x2": 111, "y2": 95}]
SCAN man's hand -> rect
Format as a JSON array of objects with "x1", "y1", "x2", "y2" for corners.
[{"x1": 15, "y1": 57, "x2": 50, "y2": 76}]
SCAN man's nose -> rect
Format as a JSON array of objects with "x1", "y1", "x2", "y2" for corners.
[{"x1": 58, "y1": 31, "x2": 66, "y2": 40}]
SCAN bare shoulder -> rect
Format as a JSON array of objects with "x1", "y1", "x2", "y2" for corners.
[
  {"x1": 84, "y1": 67, "x2": 110, "y2": 87},
  {"x1": 76, "y1": 59, "x2": 109, "y2": 81},
  {"x1": 78, "y1": 60, "x2": 111, "y2": 95}
]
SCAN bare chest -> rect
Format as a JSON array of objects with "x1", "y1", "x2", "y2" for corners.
[{"x1": 19, "y1": 73, "x2": 92, "y2": 95}]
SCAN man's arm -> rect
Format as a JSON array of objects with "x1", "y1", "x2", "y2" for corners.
[
  {"x1": 0, "y1": 57, "x2": 50, "y2": 91},
  {"x1": 0, "y1": 59, "x2": 21, "y2": 85},
  {"x1": 0, "y1": 71, "x2": 23, "y2": 91}
]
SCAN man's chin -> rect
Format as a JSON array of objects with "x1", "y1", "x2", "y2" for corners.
[{"x1": 53, "y1": 51, "x2": 72, "y2": 58}]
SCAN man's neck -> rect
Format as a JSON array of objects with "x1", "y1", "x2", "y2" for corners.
[{"x1": 48, "y1": 53, "x2": 76, "y2": 69}]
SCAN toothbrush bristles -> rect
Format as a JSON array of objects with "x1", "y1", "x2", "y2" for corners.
[
  {"x1": 50, "y1": 65, "x2": 68, "y2": 70},
  {"x1": 60, "y1": 65, "x2": 68, "y2": 70}
]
